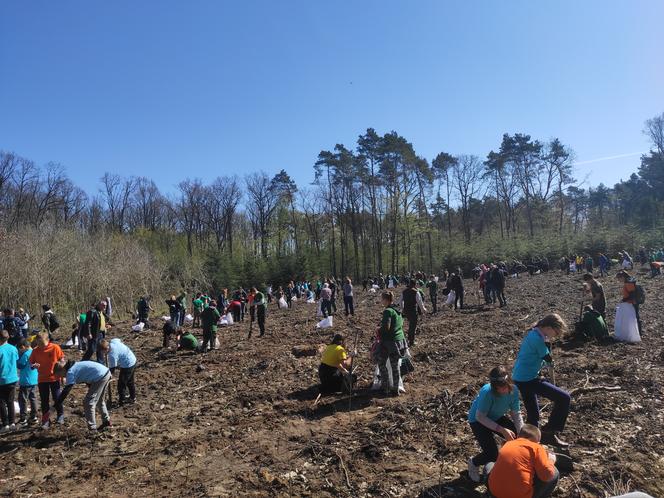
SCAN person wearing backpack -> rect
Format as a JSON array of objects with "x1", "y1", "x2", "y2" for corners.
[
  {"x1": 2, "y1": 309, "x2": 27, "y2": 346},
  {"x1": 40, "y1": 305, "x2": 59, "y2": 340}
]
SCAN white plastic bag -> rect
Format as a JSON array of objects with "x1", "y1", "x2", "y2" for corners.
[
  {"x1": 371, "y1": 360, "x2": 405, "y2": 392},
  {"x1": 278, "y1": 297, "x2": 288, "y2": 309},
  {"x1": 316, "y1": 316, "x2": 333, "y2": 329},
  {"x1": 184, "y1": 314, "x2": 194, "y2": 324},
  {"x1": 218, "y1": 317, "x2": 228, "y2": 327},
  {"x1": 372, "y1": 284, "x2": 379, "y2": 290},
  {"x1": 445, "y1": 290, "x2": 456, "y2": 305},
  {"x1": 226, "y1": 313, "x2": 234, "y2": 325},
  {"x1": 306, "y1": 298, "x2": 315, "y2": 304},
  {"x1": 369, "y1": 288, "x2": 376, "y2": 294},
  {"x1": 161, "y1": 315, "x2": 171, "y2": 321},
  {"x1": 131, "y1": 322, "x2": 145, "y2": 333},
  {"x1": 291, "y1": 297, "x2": 298, "y2": 302},
  {"x1": 614, "y1": 302, "x2": 640, "y2": 343}
]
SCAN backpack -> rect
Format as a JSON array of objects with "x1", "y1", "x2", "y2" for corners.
[
  {"x1": 48, "y1": 313, "x2": 60, "y2": 332},
  {"x1": 634, "y1": 284, "x2": 646, "y2": 305}
]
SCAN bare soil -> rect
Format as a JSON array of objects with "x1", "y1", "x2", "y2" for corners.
[{"x1": 2, "y1": 271, "x2": 663, "y2": 497}]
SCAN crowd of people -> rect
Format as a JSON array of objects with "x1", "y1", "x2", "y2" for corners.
[
  {"x1": 0, "y1": 247, "x2": 658, "y2": 497},
  {"x1": 0, "y1": 297, "x2": 137, "y2": 434}
]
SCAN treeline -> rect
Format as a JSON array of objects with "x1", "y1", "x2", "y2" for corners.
[{"x1": 0, "y1": 112, "x2": 662, "y2": 315}]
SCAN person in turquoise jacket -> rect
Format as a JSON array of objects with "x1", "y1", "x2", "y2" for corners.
[
  {"x1": 0, "y1": 330, "x2": 20, "y2": 432},
  {"x1": 17, "y1": 338, "x2": 38, "y2": 424}
]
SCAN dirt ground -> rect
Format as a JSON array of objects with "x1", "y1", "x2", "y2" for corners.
[{"x1": 1, "y1": 270, "x2": 663, "y2": 497}]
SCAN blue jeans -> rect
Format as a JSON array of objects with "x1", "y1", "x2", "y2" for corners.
[{"x1": 515, "y1": 378, "x2": 570, "y2": 431}]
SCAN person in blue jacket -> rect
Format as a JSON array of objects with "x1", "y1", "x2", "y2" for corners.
[
  {"x1": 100, "y1": 338, "x2": 137, "y2": 405},
  {"x1": 16, "y1": 339, "x2": 38, "y2": 424},
  {"x1": 0, "y1": 330, "x2": 19, "y2": 432},
  {"x1": 53, "y1": 360, "x2": 112, "y2": 432},
  {"x1": 467, "y1": 365, "x2": 524, "y2": 482},
  {"x1": 512, "y1": 313, "x2": 571, "y2": 448}
]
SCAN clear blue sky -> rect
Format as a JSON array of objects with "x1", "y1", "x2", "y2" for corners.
[{"x1": 1, "y1": 1, "x2": 663, "y2": 194}]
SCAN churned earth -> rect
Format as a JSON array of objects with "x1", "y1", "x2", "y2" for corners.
[{"x1": 1, "y1": 269, "x2": 662, "y2": 497}]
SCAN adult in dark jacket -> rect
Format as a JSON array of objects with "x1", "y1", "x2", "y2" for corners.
[
  {"x1": 82, "y1": 301, "x2": 108, "y2": 363},
  {"x1": 399, "y1": 280, "x2": 426, "y2": 346},
  {"x1": 449, "y1": 273, "x2": 464, "y2": 310},
  {"x1": 491, "y1": 266, "x2": 507, "y2": 307}
]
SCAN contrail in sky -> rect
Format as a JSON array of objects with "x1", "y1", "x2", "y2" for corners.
[{"x1": 573, "y1": 151, "x2": 644, "y2": 166}]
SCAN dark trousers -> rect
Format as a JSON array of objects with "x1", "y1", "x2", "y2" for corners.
[
  {"x1": 430, "y1": 293, "x2": 437, "y2": 313},
  {"x1": 82, "y1": 332, "x2": 106, "y2": 363},
  {"x1": 331, "y1": 297, "x2": 337, "y2": 313},
  {"x1": 257, "y1": 306, "x2": 266, "y2": 336},
  {"x1": 321, "y1": 299, "x2": 332, "y2": 318},
  {"x1": 405, "y1": 311, "x2": 418, "y2": 346},
  {"x1": 201, "y1": 329, "x2": 217, "y2": 351},
  {"x1": 496, "y1": 288, "x2": 506, "y2": 306},
  {"x1": 18, "y1": 385, "x2": 37, "y2": 420},
  {"x1": 0, "y1": 382, "x2": 17, "y2": 426},
  {"x1": 454, "y1": 289, "x2": 464, "y2": 309},
  {"x1": 470, "y1": 416, "x2": 516, "y2": 466},
  {"x1": 118, "y1": 366, "x2": 136, "y2": 402},
  {"x1": 232, "y1": 308, "x2": 241, "y2": 323},
  {"x1": 344, "y1": 296, "x2": 354, "y2": 316},
  {"x1": 319, "y1": 363, "x2": 344, "y2": 394},
  {"x1": 515, "y1": 378, "x2": 570, "y2": 431},
  {"x1": 38, "y1": 381, "x2": 63, "y2": 420},
  {"x1": 634, "y1": 303, "x2": 643, "y2": 334}
]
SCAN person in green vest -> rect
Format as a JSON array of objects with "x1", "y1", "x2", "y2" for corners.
[
  {"x1": 376, "y1": 291, "x2": 407, "y2": 397},
  {"x1": 577, "y1": 305, "x2": 609, "y2": 340},
  {"x1": 200, "y1": 301, "x2": 221, "y2": 352},
  {"x1": 249, "y1": 287, "x2": 267, "y2": 337},
  {"x1": 192, "y1": 293, "x2": 204, "y2": 328},
  {"x1": 426, "y1": 275, "x2": 438, "y2": 314},
  {"x1": 176, "y1": 292, "x2": 187, "y2": 327},
  {"x1": 179, "y1": 331, "x2": 199, "y2": 351}
]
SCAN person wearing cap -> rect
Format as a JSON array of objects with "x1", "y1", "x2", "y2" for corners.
[
  {"x1": 467, "y1": 365, "x2": 524, "y2": 482},
  {"x1": 318, "y1": 334, "x2": 353, "y2": 394},
  {"x1": 200, "y1": 300, "x2": 221, "y2": 352}
]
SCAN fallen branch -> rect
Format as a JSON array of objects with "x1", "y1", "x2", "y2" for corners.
[
  {"x1": 335, "y1": 451, "x2": 352, "y2": 489},
  {"x1": 569, "y1": 385, "x2": 622, "y2": 396}
]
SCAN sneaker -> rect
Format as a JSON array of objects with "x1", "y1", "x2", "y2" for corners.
[
  {"x1": 0, "y1": 425, "x2": 11, "y2": 434},
  {"x1": 19, "y1": 418, "x2": 28, "y2": 426},
  {"x1": 56, "y1": 415, "x2": 65, "y2": 425},
  {"x1": 467, "y1": 457, "x2": 481, "y2": 483},
  {"x1": 99, "y1": 420, "x2": 112, "y2": 432},
  {"x1": 541, "y1": 430, "x2": 569, "y2": 448},
  {"x1": 41, "y1": 420, "x2": 51, "y2": 430},
  {"x1": 29, "y1": 417, "x2": 38, "y2": 425}
]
